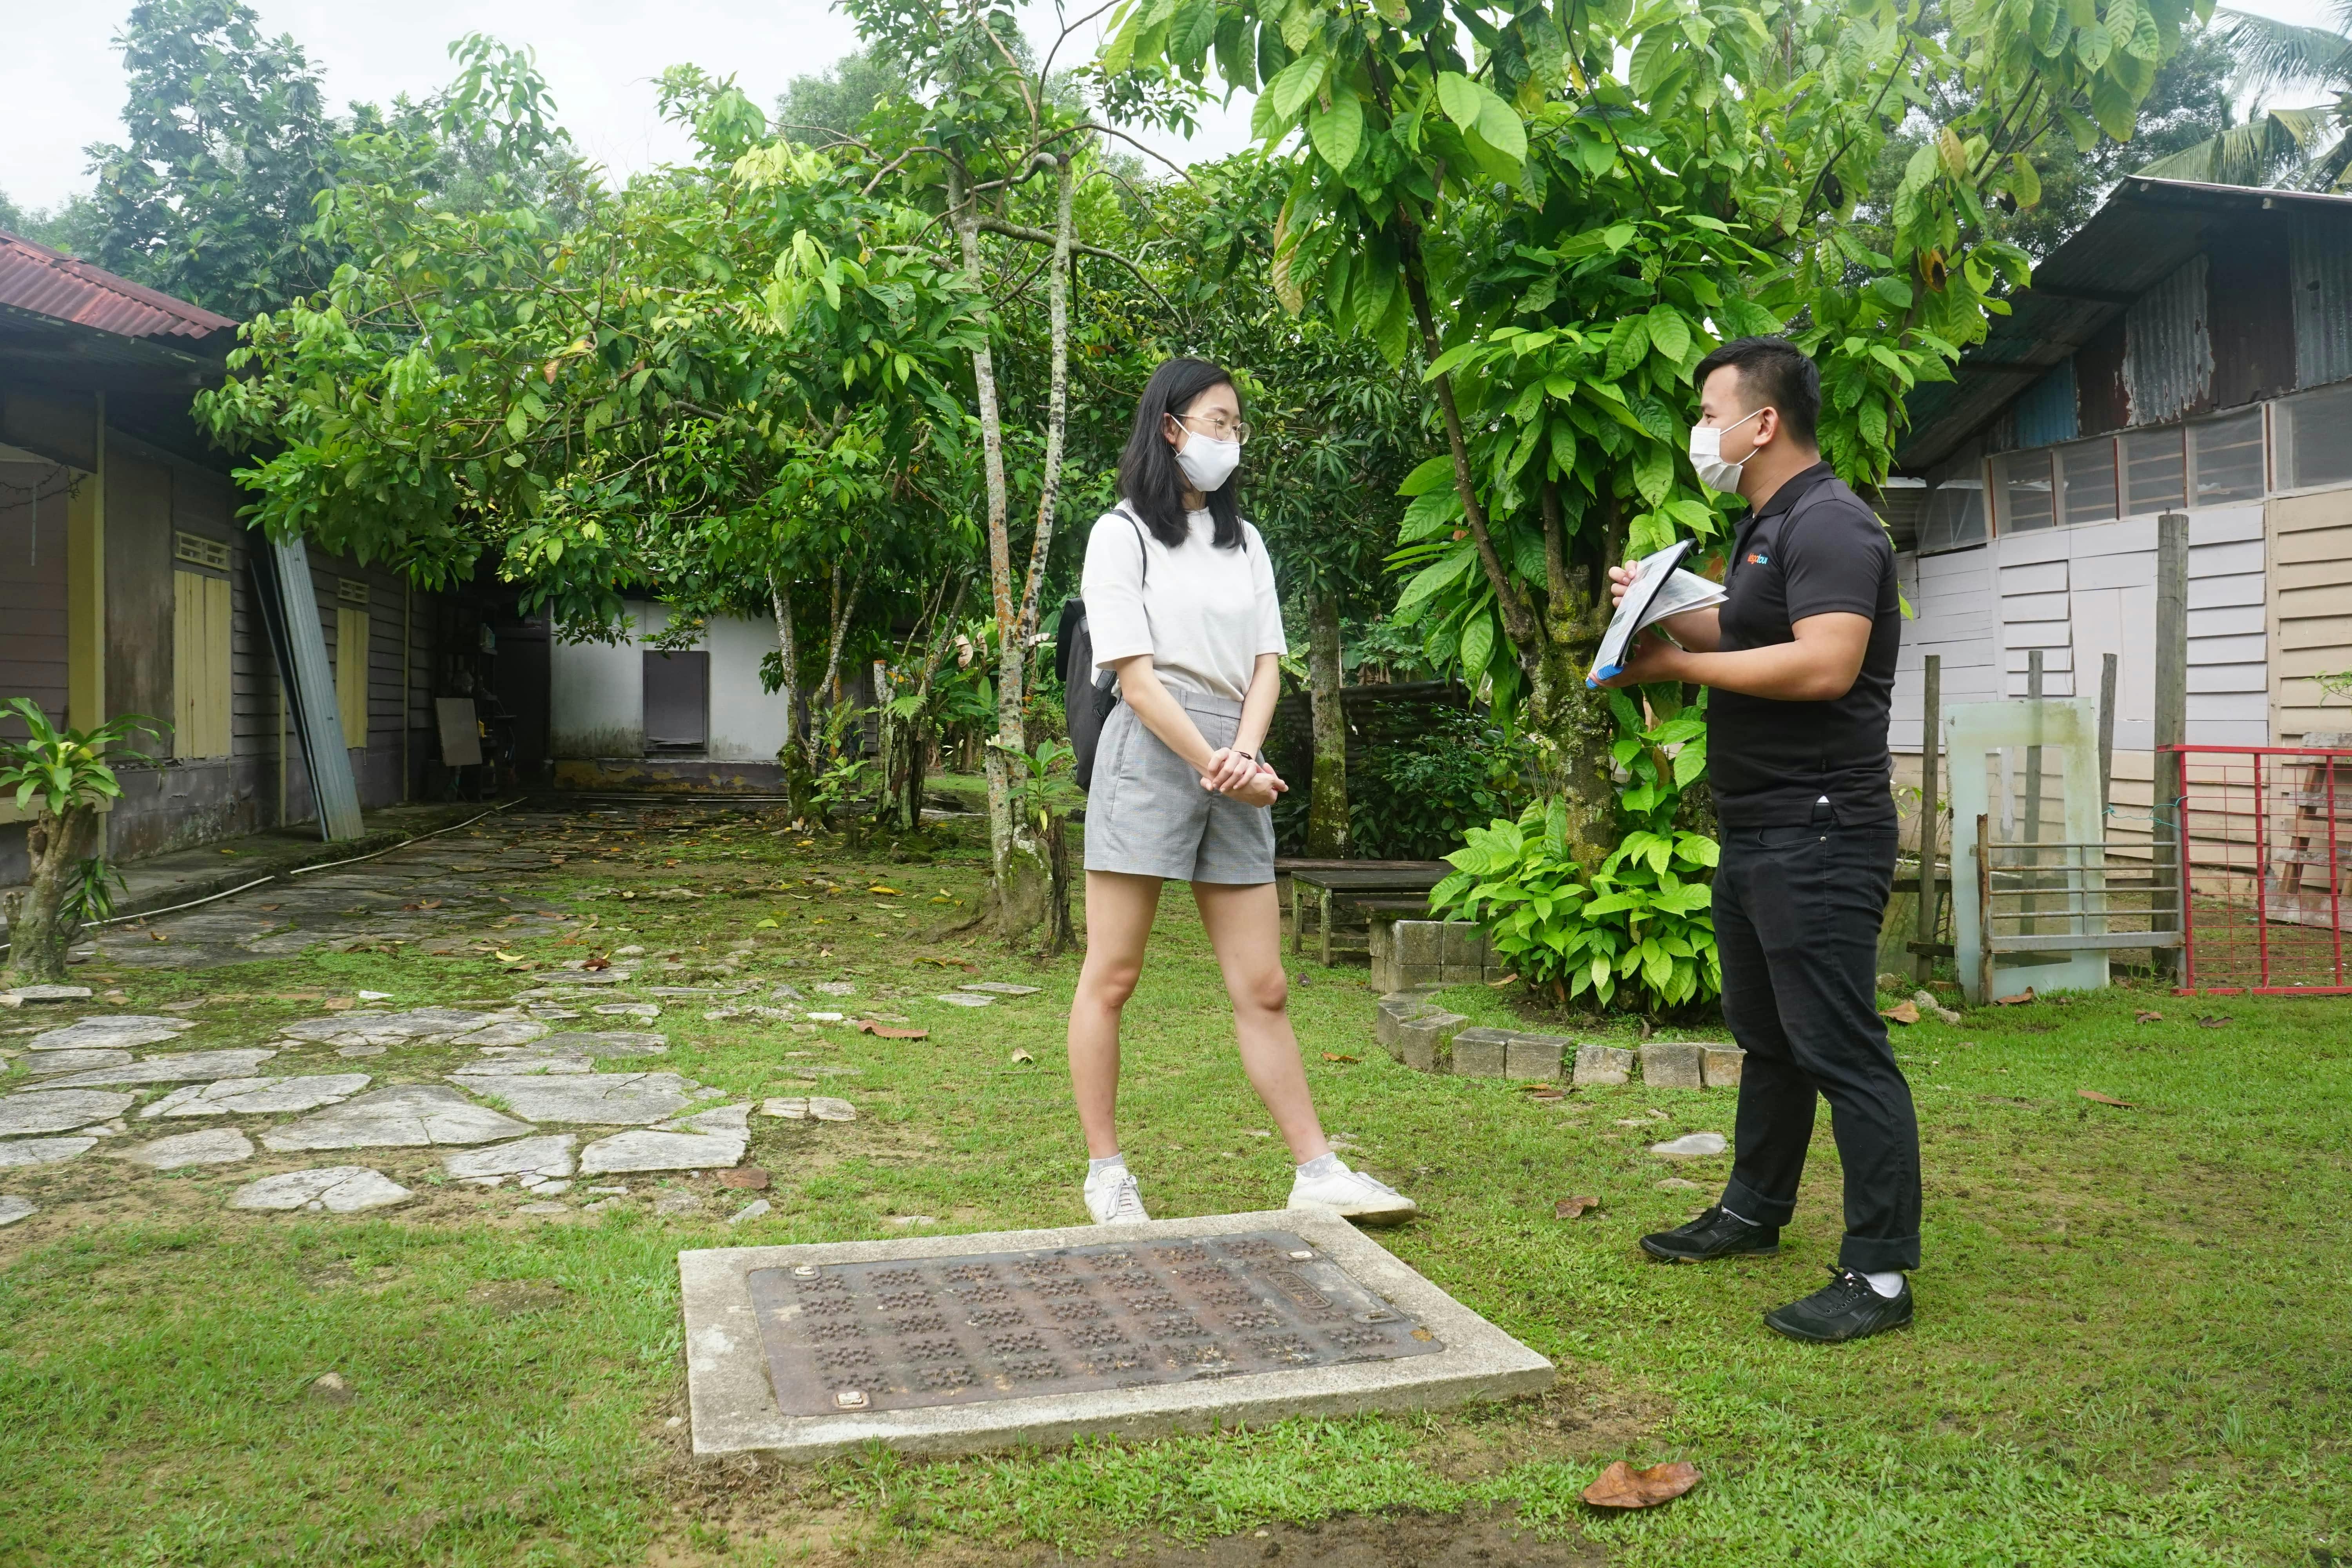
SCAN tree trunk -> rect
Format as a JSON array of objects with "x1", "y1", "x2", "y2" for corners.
[
  {"x1": 1042, "y1": 813, "x2": 1076, "y2": 956},
  {"x1": 4, "y1": 806, "x2": 96, "y2": 983},
  {"x1": 808, "y1": 558, "x2": 864, "y2": 775},
  {"x1": 1306, "y1": 586, "x2": 1349, "y2": 858},
  {"x1": 769, "y1": 573, "x2": 819, "y2": 823},
  {"x1": 950, "y1": 164, "x2": 1049, "y2": 940}
]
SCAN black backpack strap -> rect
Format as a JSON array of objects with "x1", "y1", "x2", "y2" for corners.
[{"x1": 1111, "y1": 504, "x2": 1148, "y2": 586}]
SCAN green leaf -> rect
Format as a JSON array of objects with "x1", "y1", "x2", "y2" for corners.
[
  {"x1": 1632, "y1": 442, "x2": 1673, "y2": 505},
  {"x1": 1170, "y1": 0, "x2": 1218, "y2": 62},
  {"x1": 1458, "y1": 614, "x2": 1495, "y2": 680},
  {"x1": 1266, "y1": 56, "x2": 1328, "y2": 121},
  {"x1": 2091, "y1": 73, "x2": 2138, "y2": 140},
  {"x1": 1394, "y1": 547, "x2": 1476, "y2": 614},
  {"x1": 1399, "y1": 455, "x2": 1457, "y2": 496},
  {"x1": 1436, "y1": 71, "x2": 1483, "y2": 132},
  {"x1": 1308, "y1": 89, "x2": 1364, "y2": 171},
  {"x1": 1604, "y1": 315, "x2": 1651, "y2": 383},
  {"x1": 1475, "y1": 96, "x2": 1528, "y2": 164},
  {"x1": 2074, "y1": 20, "x2": 2112, "y2": 69},
  {"x1": 1645, "y1": 303, "x2": 1691, "y2": 364}
]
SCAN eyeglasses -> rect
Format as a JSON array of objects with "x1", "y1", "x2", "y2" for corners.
[{"x1": 1173, "y1": 411, "x2": 1250, "y2": 445}]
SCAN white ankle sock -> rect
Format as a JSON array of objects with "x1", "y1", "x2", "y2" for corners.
[
  {"x1": 1295, "y1": 1152, "x2": 1343, "y2": 1180},
  {"x1": 1087, "y1": 1154, "x2": 1126, "y2": 1178},
  {"x1": 1862, "y1": 1270, "x2": 1905, "y2": 1298}
]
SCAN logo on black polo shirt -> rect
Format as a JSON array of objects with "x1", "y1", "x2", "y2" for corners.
[{"x1": 1745, "y1": 552, "x2": 1769, "y2": 565}]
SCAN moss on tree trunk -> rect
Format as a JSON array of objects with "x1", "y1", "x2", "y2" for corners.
[{"x1": 1306, "y1": 588, "x2": 1349, "y2": 858}]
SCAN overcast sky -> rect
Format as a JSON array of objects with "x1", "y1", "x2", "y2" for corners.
[{"x1": 3, "y1": 0, "x2": 2340, "y2": 214}]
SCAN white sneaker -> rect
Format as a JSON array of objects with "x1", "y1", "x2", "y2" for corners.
[
  {"x1": 1287, "y1": 1158, "x2": 1419, "y2": 1226},
  {"x1": 1083, "y1": 1164, "x2": 1151, "y2": 1225}
]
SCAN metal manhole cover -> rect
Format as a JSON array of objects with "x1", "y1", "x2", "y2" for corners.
[{"x1": 746, "y1": 1229, "x2": 1441, "y2": 1414}]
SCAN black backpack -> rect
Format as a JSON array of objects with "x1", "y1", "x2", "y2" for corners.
[{"x1": 1056, "y1": 508, "x2": 1148, "y2": 792}]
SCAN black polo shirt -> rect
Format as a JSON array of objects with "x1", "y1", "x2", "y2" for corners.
[{"x1": 1706, "y1": 462, "x2": 1901, "y2": 829}]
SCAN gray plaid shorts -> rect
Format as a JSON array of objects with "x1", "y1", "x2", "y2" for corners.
[{"x1": 1081, "y1": 691, "x2": 1276, "y2": 885}]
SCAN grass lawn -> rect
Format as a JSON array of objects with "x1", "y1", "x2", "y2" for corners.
[{"x1": 0, "y1": 793, "x2": 2346, "y2": 1566}]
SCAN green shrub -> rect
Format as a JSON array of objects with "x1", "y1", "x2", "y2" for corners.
[{"x1": 1429, "y1": 690, "x2": 1720, "y2": 1014}]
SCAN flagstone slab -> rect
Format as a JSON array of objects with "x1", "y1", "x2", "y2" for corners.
[
  {"x1": 0, "y1": 1136, "x2": 99, "y2": 1168},
  {"x1": 457, "y1": 1071, "x2": 701, "y2": 1125},
  {"x1": 143, "y1": 1074, "x2": 372, "y2": 1117},
  {"x1": 443, "y1": 1134, "x2": 578, "y2": 1182},
  {"x1": 0, "y1": 1196, "x2": 32, "y2": 1225},
  {"x1": 229, "y1": 1166, "x2": 412, "y2": 1212},
  {"x1": 0, "y1": 1090, "x2": 138, "y2": 1136},
  {"x1": 579, "y1": 1129, "x2": 748, "y2": 1174},
  {"x1": 3, "y1": 985, "x2": 90, "y2": 1003},
  {"x1": 261, "y1": 1085, "x2": 531, "y2": 1151},
  {"x1": 123, "y1": 1128, "x2": 254, "y2": 1169},
  {"x1": 275, "y1": 1008, "x2": 499, "y2": 1045},
  {"x1": 676, "y1": 1209, "x2": 1555, "y2": 1461},
  {"x1": 26, "y1": 1015, "x2": 197, "y2": 1051},
  {"x1": 37, "y1": 1049, "x2": 279, "y2": 1089},
  {"x1": 662, "y1": 1103, "x2": 750, "y2": 1136},
  {"x1": 24, "y1": 1050, "x2": 135, "y2": 1075},
  {"x1": 934, "y1": 993, "x2": 993, "y2": 1008},
  {"x1": 451, "y1": 1020, "x2": 549, "y2": 1048},
  {"x1": 956, "y1": 982, "x2": 1043, "y2": 996}
]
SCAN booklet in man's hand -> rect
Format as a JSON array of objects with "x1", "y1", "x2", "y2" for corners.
[{"x1": 1586, "y1": 541, "x2": 1727, "y2": 686}]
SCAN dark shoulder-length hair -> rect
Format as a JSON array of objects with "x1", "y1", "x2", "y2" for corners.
[{"x1": 1117, "y1": 356, "x2": 1245, "y2": 550}]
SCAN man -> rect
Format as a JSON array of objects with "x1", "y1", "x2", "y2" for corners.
[{"x1": 1602, "y1": 336, "x2": 1919, "y2": 1343}]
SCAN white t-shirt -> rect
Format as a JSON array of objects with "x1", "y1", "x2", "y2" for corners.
[{"x1": 1081, "y1": 506, "x2": 1287, "y2": 703}]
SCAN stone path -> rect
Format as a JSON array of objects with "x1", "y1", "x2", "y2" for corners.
[{"x1": 0, "y1": 806, "x2": 893, "y2": 1224}]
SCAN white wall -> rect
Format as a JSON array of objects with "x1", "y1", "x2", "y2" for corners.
[
  {"x1": 547, "y1": 603, "x2": 788, "y2": 761},
  {"x1": 706, "y1": 614, "x2": 790, "y2": 762},
  {"x1": 1893, "y1": 502, "x2": 2271, "y2": 754}
]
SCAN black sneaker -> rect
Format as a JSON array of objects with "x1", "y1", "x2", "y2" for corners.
[
  {"x1": 1639, "y1": 1205, "x2": 1780, "y2": 1263},
  {"x1": 1764, "y1": 1267, "x2": 1914, "y2": 1343}
]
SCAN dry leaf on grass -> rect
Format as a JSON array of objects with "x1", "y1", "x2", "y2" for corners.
[
  {"x1": 1553, "y1": 1195, "x2": 1600, "y2": 1220},
  {"x1": 1582, "y1": 1460, "x2": 1700, "y2": 1509},
  {"x1": 1009, "y1": 1048, "x2": 1034, "y2": 1065},
  {"x1": 1880, "y1": 1000, "x2": 1921, "y2": 1025},
  {"x1": 2135, "y1": 1010, "x2": 2163, "y2": 1024},
  {"x1": 857, "y1": 1021, "x2": 929, "y2": 1040},
  {"x1": 2197, "y1": 1015, "x2": 2232, "y2": 1029},
  {"x1": 1525, "y1": 1087, "x2": 1568, "y2": 1101},
  {"x1": 719, "y1": 1168, "x2": 770, "y2": 1189},
  {"x1": 1995, "y1": 987, "x2": 2037, "y2": 1006},
  {"x1": 915, "y1": 955, "x2": 976, "y2": 970},
  {"x1": 2078, "y1": 1089, "x2": 2135, "y2": 1107},
  {"x1": 1321, "y1": 1051, "x2": 1359, "y2": 1063}
]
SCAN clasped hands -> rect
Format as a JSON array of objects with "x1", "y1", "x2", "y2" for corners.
[{"x1": 1198, "y1": 745, "x2": 1287, "y2": 808}]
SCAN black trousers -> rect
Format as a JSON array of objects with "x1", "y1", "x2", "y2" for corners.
[{"x1": 1713, "y1": 807, "x2": 1921, "y2": 1273}]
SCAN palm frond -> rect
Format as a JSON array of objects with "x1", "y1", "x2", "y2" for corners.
[
  {"x1": 2216, "y1": 9, "x2": 2352, "y2": 99},
  {"x1": 2135, "y1": 111, "x2": 2315, "y2": 184}
]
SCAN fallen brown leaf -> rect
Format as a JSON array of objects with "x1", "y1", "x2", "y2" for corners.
[
  {"x1": 916, "y1": 955, "x2": 978, "y2": 970},
  {"x1": 1995, "y1": 987, "x2": 2037, "y2": 1006},
  {"x1": 857, "y1": 1021, "x2": 930, "y2": 1040},
  {"x1": 1880, "y1": 1000, "x2": 1921, "y2": 1025},
  {"x1": 1582, "y1": 1460, "x2": 1700, "y2": 1510},
  {"x1": 583, "y1": 956, "x2": 612, "y2": 971},
  {"x1": 1553, "y1": 1195, "x2": 1600, "y2": 1220},
  {"x1": 257, "y1": 904, "x2": 281, "y2": 912},
  {"x1": 2135, "y1": 1010, "x2": 2163, "y2": 1024},
  {"x1": 1320, "y1": 1051, "x2": 1360, "y2": 1063},
  {"x1": 718, "y1": 1168, "x2": 770, "y2": 1190},
  {"x1": 1524, "y1": 1087, "x2": 1567, "y2": 1101},
  {"x1": 2197, "y1": 1015, "x2": 2231, "y2": 1029},
  {"x1": 2078, "y1": 1089, "x2": 2135, "y2": 1107},
  {"x1": 322, "y1": 998, "x2": 354, "y2": 1011},
  {"x1": 1009, "y1": 1047, "x2": 1034, "y2": 1064}
]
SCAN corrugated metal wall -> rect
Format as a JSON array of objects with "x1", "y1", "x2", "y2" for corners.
[
  {"x1": 2290, "y1": 209, "x2": 2352, "y2": 391},
  {"x1": 2013, "y1": 359, "x2": 2079, "y2": 448},
  {"x1": 2123, "y1": 256, "x2": 2212, "y2": 425}
]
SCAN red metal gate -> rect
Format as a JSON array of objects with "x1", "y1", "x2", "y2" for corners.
[{"x1": 2171, "y1": 743, "x2": 2352, "y2": 994}]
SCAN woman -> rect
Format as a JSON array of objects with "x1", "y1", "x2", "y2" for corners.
[{"x1": 1068, "y1": 356, "x2": 1417, "y2": 1227}]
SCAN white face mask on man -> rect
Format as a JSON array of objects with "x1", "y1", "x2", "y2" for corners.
[
  {"x1": 1173, "y1": 427, "x2": 1242, "y2": 494},
  {"x1": 1687, "y1": 406, "x2": 1765, "y2": 494}
]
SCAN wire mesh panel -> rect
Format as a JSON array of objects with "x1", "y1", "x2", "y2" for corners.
[{"x1": 2171, "y1": 744, "x2": 2352, "y2": 993}]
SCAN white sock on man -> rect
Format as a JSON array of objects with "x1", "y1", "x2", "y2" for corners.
[{"x1": 1862, "y1": 1270, "x2": 1905, "y2": 1298}]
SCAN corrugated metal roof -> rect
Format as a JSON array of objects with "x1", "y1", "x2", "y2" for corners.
[
  {"x1": 2122, "y1": 255, "x2": 2211, "y2": 425},
  {"x1": 2290, "y1": 208, "x2": 2352, "y2": 390},
  {"x1": 1896, "y1": 178, "x2": 2352, "y2": 470},
  {"x1": 0, "y1": 230, "x2": 236, "y2": 344},
  {"x1": 2012, "y1": 359, "x2": 2078, "y2": 448}
]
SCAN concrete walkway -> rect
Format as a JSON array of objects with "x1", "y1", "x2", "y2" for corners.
[{"x1": 0, "y1": 800, "x2": 515, "y2": 939}]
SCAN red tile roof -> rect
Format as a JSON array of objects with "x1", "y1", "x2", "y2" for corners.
[{"x1": 0, "y1": 229, "x2": 238, "y2": 344}]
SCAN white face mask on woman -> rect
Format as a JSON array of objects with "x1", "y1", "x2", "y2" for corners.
[
  {"x1": 1174, "y1": 430, "x2": 1241, "y2": 494},
  {"x1": 1687, "y1": 406, "x2": 1764, "y2": 494}
]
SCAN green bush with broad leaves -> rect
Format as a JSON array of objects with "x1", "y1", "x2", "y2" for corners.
[{"x1": 1431, "y1": 688, "x2": 1720, "y2": 1013}]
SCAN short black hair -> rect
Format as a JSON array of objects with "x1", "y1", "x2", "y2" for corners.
[
  {"x1": 1693, "y1": 336, "x2": 1820, "y2": 447},
  {"x1": 1118, "y1": 356, "x2": 1244, "y2": 550}
]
